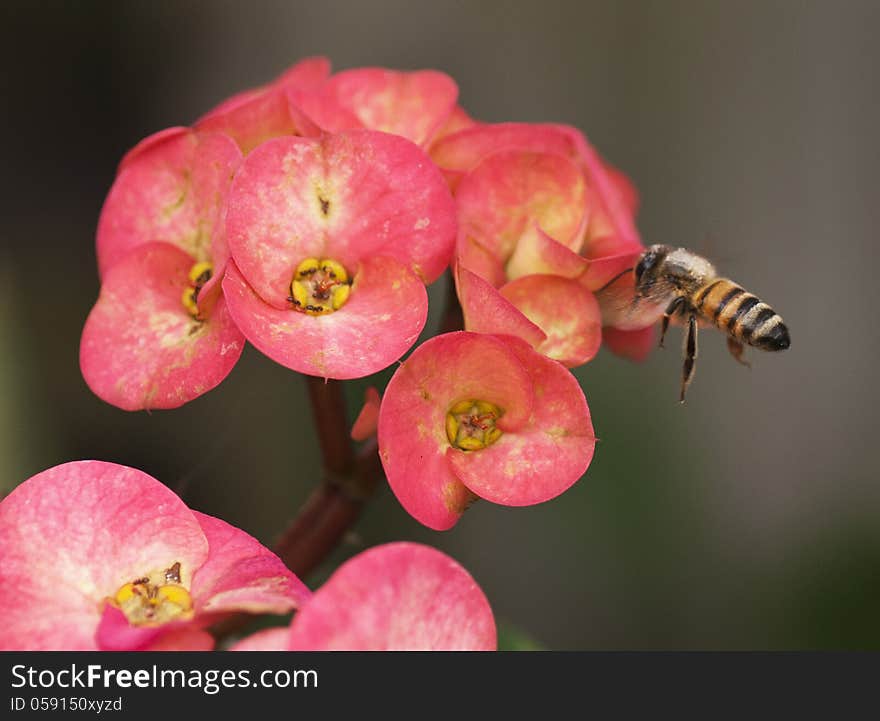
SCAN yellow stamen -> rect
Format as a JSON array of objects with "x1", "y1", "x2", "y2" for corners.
[
  {"x1": 445, "y1": 413, "x2": 460, "y2": 446},
  {"x1": 289, "y1": 257, "x2": 353, "y2": 316},
  {"x1": 181, "y1": 288, "x2": 199, "y2": 316},
  {"x1": 113, "y1": 582, "x2": 140, "y2": 606},
  {"x1": 181, "y1": 261, "x2": 214, "y2": 318},
  {"x1": 320, "y1": 259, "x2": 348, "y2": 284},
  {"x1": 296, "y1": 258, "x2": 321, "y2": 278},
  {"x1": 331, "y1": 283, "x2": 351, "y2": 309},
  {"x1": 109, "y1": 562, "x2": 193, "y2": 627},
  {"x1": 188, "y1": 261, "x2": 214, "y2": 286},
  {"x1": 291, "y1": 279, "x2": 311, "y2": 309},
  {"x1": 445, "y1": 399, "x2": 504, "y2": 452},
  {"x1": 155, "y1": 584, "x2": 192, "y2": 609}
]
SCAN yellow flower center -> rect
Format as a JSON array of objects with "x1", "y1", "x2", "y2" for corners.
[
  {"x1": 445, "y1": 399, "x2": 504, "y2": 451},
  {"x1": 289, "y1": 258, "x2": 352, "y2": 315},
  {"x1": 181, "y1": 261, "x2": 213, "y2": 318},
  {"x1": 109, "y1": 561, "x2": 193, "y2": 626}
]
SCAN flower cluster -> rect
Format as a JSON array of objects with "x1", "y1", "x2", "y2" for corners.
[
  {"x1": 77, "y1": 57, "x2": 649, "y2": 529},
  {"x1": 81, "y1": 56, "x2": 652, "y2": 409},
  {"x1": 0, "y1": 462, "x2": 495, "y2": 651},
  {"x1": 81, "y1": 57, "x2": 458, "y2": 406},
  {"x1": 431, "y1": 122, "x2": 657, "y2": 363},
  {"x1": 58, "y1": 57, "x2": 657, "y2": 651}
]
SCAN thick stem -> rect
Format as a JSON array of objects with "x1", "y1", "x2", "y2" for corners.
[
  {"x1": 274, "y1": 438, "x2": 382, "y2": 579},
  {"x1": 304, "y1": 377, "x2": 354, "y2": 478},
  {"x1": 273, "y1": 376, "x2": 378, "y2": 579}
]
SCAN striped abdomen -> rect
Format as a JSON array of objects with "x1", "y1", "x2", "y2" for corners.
[{"x1": 693, "y1": 278, "x2": 790, "y2": 351}]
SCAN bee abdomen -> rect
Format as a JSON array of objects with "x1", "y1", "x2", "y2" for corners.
[
  {"x1": 697, "y1": 279, "x2": 790, "y2": 351},
  {"x1": 742, "y1": 304, "x2": 790, "y2": 351}
]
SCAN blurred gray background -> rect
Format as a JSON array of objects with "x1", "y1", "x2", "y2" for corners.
[{"x1": 1, "y1": 0, "x2": 878, "y2": 648}]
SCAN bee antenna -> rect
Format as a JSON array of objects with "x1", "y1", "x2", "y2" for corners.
[{"x1": 596, "y1": 267, "x2": 634, "y2": 293}]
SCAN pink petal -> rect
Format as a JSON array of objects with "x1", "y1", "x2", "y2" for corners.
[
  {"x1": 579, "y1": 245, "x2": 643, "y2": 292},
  {"x1": 0, "y1": 461, "x2": 208, "y2": 650},
  {"x1": 196, "y1": 86, "x2": 318, "y2": 155},
  {"x1": 81, "y1": 243, "x2": 245, "y2": 410},
  {"x1": 222, "y1": 256, "x2": 427, "y2": 379},
  {"x1": 190, "y1": 511, "x2": 311, "y2": 617},
  {"x1": 505, "y1": 225, "x2": 590, "y2": 282},
  {"x1": 97, "y1": 128, "x2": 242, "y2": 277},
  {"x1": 456, "y1": 265, "x2": 546, "y2": 349},
  {"x1": 288, "y1": 86, "x2": 363, "y2": 134},
  {"x1": 351, "y1": 386, "x2": 381, "y2": 441},
  {"x1": 118, "y1": 126, "x2": 190, "y2": 173},
  {"x1": 447, "y1": 337, "x2": 595, "y2": 506},
  {"x1": 602, "y1": 325, "x2": 657, "y2": 362},
  {"x1": 288, "y1": 543, "x2": 496, "y2": 650},
  {"x1": 500, "y1": 275, "x2": 603, "y2": 367},
  {"x1": 456, "y1": 150, "x2": 588, "y2": 263},
  {"x1": 273, "y1": 56, "x2": 332, "y2": 92},
  {"x1": 456, "y1": 230, "x2": 508, "y2": 289},
  {"x1": 431, "y1": 122, "x2": 580, "y2": 177},
  {"x1": 197, "y1": 86, "x2": 270, "y2": 125},
  {"x1": 96, "y1": 606, "x2": 168, "y2": 651},
  {"x1": 95, "y1": 607, "x2": 216, "y2": 650},
  {"x1": 378, "y1": 332, "x2": 533, "y2": 530},
  {"x1": 296, "y1": 68, "x2": 459, "y2": 147},
  {"x1": 383, "y1": 436, "x2": 471, "y2": 532},
  {"x1": 225, "y1": 131, "x2": 455, "y2": 309},
  {"x1": 229, "y1": 627, "x2": 290, "y2": 651}
]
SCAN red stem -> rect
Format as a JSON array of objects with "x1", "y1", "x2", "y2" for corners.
[
  {"x1": 303, "y1": 376, "x2": 354, "y2": 478},
  {"x1": 273, "y1": 376, "x2": 380, "y2": 579},
  {"x1": 273, "y1": 437, "x2": 382, "y2": 580}
]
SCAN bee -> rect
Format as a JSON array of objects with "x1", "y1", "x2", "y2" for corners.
[{"x1": 606, "y1": 245, "x2": 790, "y2": 402}]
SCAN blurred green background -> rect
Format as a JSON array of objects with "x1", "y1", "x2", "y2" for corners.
[{"x1": 1, "y1": 0, "x2": 878, "y2": 649}]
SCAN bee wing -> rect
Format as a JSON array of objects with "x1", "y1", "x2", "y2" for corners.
[{"x1": 596, "y1": 274, "x2": 667, "y2": 330}]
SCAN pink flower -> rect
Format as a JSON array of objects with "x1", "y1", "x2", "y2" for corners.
[
  {"x1": 377, "y1": 331, "x2": 595, "y2": 530},
  {"x1": 451, "y1": 147, "x2": 604, "y2": 366},
  {"x1": 432, "y1": 122, "x2": 657, "y2": 361},
  {"x1": 81, "y1": 127, "x2": 246, "y2": 410},
  {"x1": 232, "y1": 543, "x2": 496, "y2": 651},
  {"x1": 221, "y1": 129, "x2": 456, "y2": 379},
  {"x1": 288, "y1": 66, "x2": 459, "y2": 148},
  {"x1": 0, "y1": 461, "x2": 310, "y2": 651}
]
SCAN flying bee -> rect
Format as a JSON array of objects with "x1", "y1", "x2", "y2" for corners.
[{"x1": 603, "y1": 245, "x2": 790, "y2": 402}]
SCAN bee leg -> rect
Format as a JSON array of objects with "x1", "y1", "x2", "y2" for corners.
[
  {"x1": 726, "y1": 336, "x2": 751, "y2": 368},
  {"x1": 680, "y1": 312, "x2": 698, "y2": 403},
  {"x1": 660, "y1": 296, "x2": 686, "y2": 348}
]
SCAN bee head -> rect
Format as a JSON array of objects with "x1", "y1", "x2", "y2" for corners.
[{"x1": 634, "y1": 245, "x2": 670, "y2": 287}]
